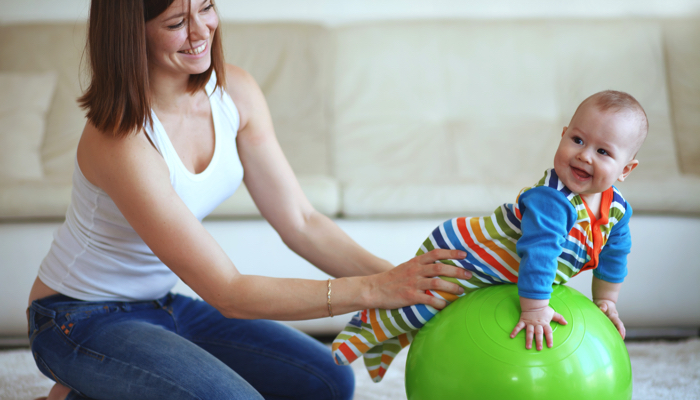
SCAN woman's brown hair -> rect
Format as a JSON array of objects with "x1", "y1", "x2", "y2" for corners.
[{"x1": 78, "y1": 0, "x2": 226, "y2": 137}]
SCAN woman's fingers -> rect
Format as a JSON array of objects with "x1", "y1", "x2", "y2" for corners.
[
  {"x1": 424, "y1": 262, "x2": 472, "y2": 280},
  {"x1": 423, "y1": 276, "x2": 465, "y2": 295},
  {"x1": 417, "y1": 249, "x2": 466, "y2": 265},
  {"x1": 416, "y1": 250, "x2": 472, "y2": 280},
  {"x1": 371, "y1": 249, "x2": 472, "y2": 310},
  {"x1": 417, "y1": 293, "x2": 449, "y2": 310}
]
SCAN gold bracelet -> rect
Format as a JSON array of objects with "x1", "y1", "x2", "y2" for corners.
[{"x1": 327, "y1": 278, "x2": 333, "y2": 317}]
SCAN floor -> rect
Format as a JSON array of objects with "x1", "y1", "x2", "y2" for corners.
[{"x1": 2, "y1": 338, "x2": 699, "y2": 400}]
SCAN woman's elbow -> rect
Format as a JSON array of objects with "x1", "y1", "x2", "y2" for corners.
[{"x1": 210, "y1": 297, "x2": 253, "y2": 319}]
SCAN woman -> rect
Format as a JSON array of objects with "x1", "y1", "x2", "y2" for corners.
[{"x1": 27, "y1": 1, "x2": 471, "y2": 399}]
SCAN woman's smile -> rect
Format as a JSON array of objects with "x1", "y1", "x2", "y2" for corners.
[{"x1": 178, "y1": 42, "x2": 208, "y2": 57}]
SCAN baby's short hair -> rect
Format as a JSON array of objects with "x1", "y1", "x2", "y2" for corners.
[{"x1": 575, "y1": 90, "x2": 648, "y2": 156}]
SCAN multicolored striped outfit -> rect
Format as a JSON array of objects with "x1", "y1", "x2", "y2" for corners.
[{"x1": 332, "y1": 169, "x2": 632, "y2": 382}]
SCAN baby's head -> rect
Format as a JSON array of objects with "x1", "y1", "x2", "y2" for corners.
[{"x1": 553, "y1": 90, "x2": 647, "y2": 196}]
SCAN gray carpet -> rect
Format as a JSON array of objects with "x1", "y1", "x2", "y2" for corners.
[{"x1": 2, "y1": 338, "x2": 699, "y2": 400}]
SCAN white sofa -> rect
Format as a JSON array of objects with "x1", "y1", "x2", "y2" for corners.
[{"x1": 1, "y1": 20, "x2": 699, "y2": 341}]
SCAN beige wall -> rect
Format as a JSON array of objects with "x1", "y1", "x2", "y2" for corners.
[{"x1": 2, "y1": 0, "x2": 700, "y2": 25}]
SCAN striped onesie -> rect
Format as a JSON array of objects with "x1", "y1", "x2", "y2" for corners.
[{"x1": 332, "y1": 169, "x2": 632, "y2": 382}]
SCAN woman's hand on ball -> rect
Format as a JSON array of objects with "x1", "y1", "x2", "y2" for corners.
[
  {"x1": 510, "y1": 297, "x2": 568, "y2": 351},
  {"x1": 366, "y1": 249, "x2": 471, "y2": 311}
]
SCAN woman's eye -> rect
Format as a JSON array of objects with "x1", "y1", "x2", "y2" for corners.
[
  {"x1": 203, "y1": 4, "x2": 214, "y2": 12},
  {"x1": 168, "y1": 20, "x2": 186, "y2": 29}
]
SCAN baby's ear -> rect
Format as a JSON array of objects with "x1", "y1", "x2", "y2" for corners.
[
  {"x1": 617, "y1": 159, "x2": 639, "y2": 182},
  {"x1": 561, "y1": 127, "x2": 567, "y2": 137}
]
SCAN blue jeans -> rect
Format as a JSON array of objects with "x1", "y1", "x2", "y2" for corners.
[{"x1": 28, "y1": 293, "x2": 354, "y2": 400}]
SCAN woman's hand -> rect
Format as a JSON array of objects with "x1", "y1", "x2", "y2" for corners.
[{"x1": 364, "y1": 249, "x2": 471, "y2": 311}]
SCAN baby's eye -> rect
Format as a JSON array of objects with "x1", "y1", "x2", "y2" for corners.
[
  {"x1": 572, "y1": 136, "x2": 583, "y2": 145},
  {"x1": 597, "y1": 148, "x2": 609, "y2": 156}
]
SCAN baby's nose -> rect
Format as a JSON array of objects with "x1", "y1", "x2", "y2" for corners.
[{"x1": 577, "y1": 149, "x2": 593, "y2": 163}]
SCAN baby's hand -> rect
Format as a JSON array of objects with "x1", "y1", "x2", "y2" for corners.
[
  {"x1": 595, "y1": 299, "x2": 626, "y2": 339},
  {"x1": 510, "y1": 299, "x2": 567, "y2": 351}
]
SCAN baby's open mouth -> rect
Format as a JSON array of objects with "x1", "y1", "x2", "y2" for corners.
[{"x1": 571, "y1": 167, "x2": 591, "y2": 179}]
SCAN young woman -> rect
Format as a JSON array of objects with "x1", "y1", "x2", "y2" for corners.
[{"x1": 27, "y1": 1, "x2": 471, "y2": 399}]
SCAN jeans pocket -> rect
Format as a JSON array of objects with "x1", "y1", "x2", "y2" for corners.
[{"x1": 29, "y1": 303, "x2": 56, "y2": 347}]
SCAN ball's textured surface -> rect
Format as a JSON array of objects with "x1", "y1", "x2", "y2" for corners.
[{"x1": 405, "y1": 284, "x2": 632, "y2": 400}]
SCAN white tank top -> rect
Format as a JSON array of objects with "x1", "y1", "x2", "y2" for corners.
[{"x1": 38, "y1": 72, "x2": 243, "y2": 301}]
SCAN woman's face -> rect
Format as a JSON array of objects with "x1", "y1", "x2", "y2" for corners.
[{"x1": 145, "y1": 0, "x2": 218, "y2": 78}]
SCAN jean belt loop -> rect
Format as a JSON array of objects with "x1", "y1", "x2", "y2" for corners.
[
  {"x1": 154, "y1": 296, "x2": 166, "y2": 308},
  {"x1": 30, "y1": 301, "x2": 57, "y2": 319}
]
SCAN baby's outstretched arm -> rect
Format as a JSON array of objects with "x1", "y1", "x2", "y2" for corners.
[
  {"x1": 510, "y1": 297, "x2": 568, "y2": 350},
  {"x1": 592, "y1": 276, "x2": 626, "y2": 339}
]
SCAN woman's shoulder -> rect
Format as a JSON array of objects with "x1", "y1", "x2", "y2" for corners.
[
  {"x1": 221, "y1": 63, "x2": 268, "y2": 133},
  {"x1": 77, "y1": 122, "x2": 166, "y2": 191},
  {"x1": 222, "y1": 64, "x2": 259, "y2": 101}
]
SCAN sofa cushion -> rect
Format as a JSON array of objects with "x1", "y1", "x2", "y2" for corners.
[
  {"x1": 0, "y1": 23, "x2": 340, "y2": 219},
  {"x1": 0, "y1": 180, "x2": 71, "y2": 219},
  {"x1": 0, "y1": 24, "x2": 88, "y2": 184},
  {"x1": 0, "y1": 178, "x2": 340, "y2": 220},
  {"x1": 664, "y1": 20, "x2": 700, "y2": 176},
  {"x1": 220, "y1": 24, "x2": 332, "y2": 177},
  {"x1": 210, "y1": 175, "x2": 340, "y2": 218},
  {"x1": 0, "y1": 72, "x2": 57, "y2": 182}
]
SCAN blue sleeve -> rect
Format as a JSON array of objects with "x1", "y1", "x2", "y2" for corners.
[
  {"x1": 593, "y1": 204, "x2": 632, "y2": 283},
  {"x1": 516, "y1": 187, "x2": 578, "y2": 300}
]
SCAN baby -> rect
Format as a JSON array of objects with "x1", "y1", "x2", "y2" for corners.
[{"x1": 332, "y1": 90, "x2": 647, "y2": 383}]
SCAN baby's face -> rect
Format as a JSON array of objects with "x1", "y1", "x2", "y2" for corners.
[{"x1": 553, "y1": 105, "x2": 640, "y2": 196}]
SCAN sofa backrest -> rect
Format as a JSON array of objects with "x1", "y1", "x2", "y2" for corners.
[
  {"x1": 330, "y1": 20, "x2": 700, "y2": 215},
  {"x1": 0, "y1": 20, "x2": 698, "y2": 219}
]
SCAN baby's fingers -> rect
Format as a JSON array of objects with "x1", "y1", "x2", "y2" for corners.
[
  {"x1": 609, "y1": 316, "x2": 626, "y2": 339},
  {"x1": 618, "y1": 324, "x2": 626, "y2": 340},
  {"x1": 526, "y1": 324, "x2": 535, "y2": 350},
  {"x1": 544, "y1": 324, "x2": 554, "y2": 349},
  {"x1": 534, "y1": 325, "x2": 544, "y2": 351},
  {"x1": 510, "y1": 321, "x2": 526, "y2": 339},
  {"x1": 552, "y1": 312, "x2": 568, "y2": 326}
]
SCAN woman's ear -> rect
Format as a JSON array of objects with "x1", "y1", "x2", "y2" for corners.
[{"x1": 617, "y1": 159, "x2": 639, "y2": 182}]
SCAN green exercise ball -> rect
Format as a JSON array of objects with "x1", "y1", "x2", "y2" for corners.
[{"x1": 405, "y1": 284, "x2": 632, "y2": 400}]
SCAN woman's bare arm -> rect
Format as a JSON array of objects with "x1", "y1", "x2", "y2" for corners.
[
  {"x1": 225, "y1": 64, "x2": 392, "y2": 278},
  {"x1": 75, "y1": 66, "x2": 471, "y2": 321}
]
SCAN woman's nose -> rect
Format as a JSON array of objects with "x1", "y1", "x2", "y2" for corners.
[{"x1": 189, "y1": 16, "x2": 210, "y2": 41}]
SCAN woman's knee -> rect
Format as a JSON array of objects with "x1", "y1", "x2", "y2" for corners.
[
  {"x1": 303, "y1": 361, "x2": 355, "y2": 400},
  {"x1": 327, "y1": 364, "x2": 355, "y2": 400}
]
